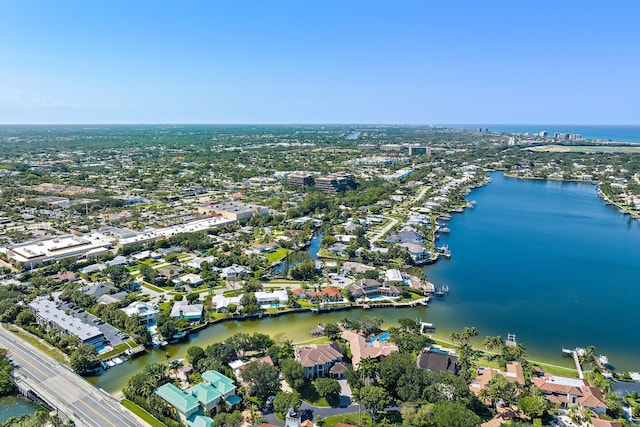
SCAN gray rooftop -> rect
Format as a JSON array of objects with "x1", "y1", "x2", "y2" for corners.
[{"x1": 29, "y1": 298, "x2": 104, "y2": 342}]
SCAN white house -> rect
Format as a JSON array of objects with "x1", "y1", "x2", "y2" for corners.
[
  {"x1": 255, "y1": 290, "x2": 288, "y2": 308},
  {"x1": 121, "y1": 301, "x2": 158, "y2": 325}
]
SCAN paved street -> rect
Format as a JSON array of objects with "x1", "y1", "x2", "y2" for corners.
[{"x1": 0, "y1": 326, "x2": 146, "y2": 427}]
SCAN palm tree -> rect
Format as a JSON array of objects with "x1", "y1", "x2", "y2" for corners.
[
  {"x1": 579, "y1": 345, "x2": 597, "y2": 369},
  {"x1": 482, "y1": 335, "x2": 504, "y2": 354},
  {"x1": 358, "y1": 357, "x2": 377, "y2": 386},
  {"x1": 478, "y1": 388, "x2": 492, "y2": 406}
]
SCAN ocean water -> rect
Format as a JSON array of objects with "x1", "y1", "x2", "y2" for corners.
[
  {"x1": 424, "y1": 172, "x2": 640, "y2": 370},
  {"x1": 444, "y1": 124, "x2": 640, "y2": 143}
]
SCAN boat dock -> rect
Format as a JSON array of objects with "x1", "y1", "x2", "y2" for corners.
[
  {"x1": 562, "y1": 347, "x2": 584, "y2": 379},
  {"x1": 419, "y1": 321, "x2": 435, "y2": 334}
]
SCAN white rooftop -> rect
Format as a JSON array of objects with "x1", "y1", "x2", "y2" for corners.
[{"x1": 548, "y1": 375, "x2": 585, "y2": 388}]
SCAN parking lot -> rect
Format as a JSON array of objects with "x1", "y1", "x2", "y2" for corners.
[{"x1": 60, "y1": 302, "x2": 129, "y2": 348}]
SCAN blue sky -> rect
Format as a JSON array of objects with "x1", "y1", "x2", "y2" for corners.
[{"x1": 1, "y1": 1, "x2": 638, "y2": 124}]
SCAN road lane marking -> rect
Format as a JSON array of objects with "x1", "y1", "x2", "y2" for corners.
[
  {"x1": 78, "y1": 399, "x2": 118, "y2": 427},
  {"x1": 9, "y1": 351, "x2": 51, "y2": 379}
]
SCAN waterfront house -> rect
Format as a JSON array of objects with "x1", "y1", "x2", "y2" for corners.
[
  {"x1": 417, "y1": 345, "x2": 459, "y2": 374},
  {"x1": 398, "y1": 242, "x2": 430, "y2": 263},
  {"x1": 341, "y1": 330, "x2": 398, "y2": 369},
  {"x1": 470, "y1": 362, "x2": 525, "y2": 399},
  {"x1": 295, "y1": 342, "x2": 344, "y2": 379},
  {"x1": 155, "y1": 383, "x2": 201, "y2": 424},
  {"x1": 532, "y1": 373, "x2": 607, "y2": 414},
  {"x1": 155, "y1": 370, "x2": 238, "y2": 422},
  {"x1": 211, "y1": 295, "x2": 242, "y2": 312},
  {"x1": 386, "y1": 227, "x2": 423, "y2": 244},
  {"x1": 121, "y1": 301, "x2": 158, "y2": 325},
  {"x1": 347, "y1": 279, "x2": 401, "y2": 300},
  {"x1": 305, "y1": 286, "x2": 343, "y2": 303},
  {"x1": 255, "y1": 290, "x2": 288, "y2": 307},
  {"x1": 170, "y1": 299, "x2": 204, "y2": 323}
]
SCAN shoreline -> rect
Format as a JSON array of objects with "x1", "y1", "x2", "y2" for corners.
[{"x1": 502, "y1": 172, "x2": 640, "y2": 218}]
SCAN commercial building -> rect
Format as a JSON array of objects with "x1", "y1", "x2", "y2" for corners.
[
  {"x1": 286, "y1": 172, "x2": 315, "y2": 187},
  {"x1": 314, "y1": 172, "x2": 356, "y2": 194},
  {"x1": 408, "y1": 146, "x2": 428, "y2": 156},
  {"x1": 29, "y1": 298, "x2": 105, "y2": 348},
  {"x1": 199, "y1": 202, "x2": 268, "y2": 221},
  {"x1": 2, "y1": 233, "x2": 115, "y2": 269}
]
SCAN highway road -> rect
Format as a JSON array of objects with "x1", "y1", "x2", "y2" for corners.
[{"x1": 0, "y1": 326, "x2": 147, "y2": 427}]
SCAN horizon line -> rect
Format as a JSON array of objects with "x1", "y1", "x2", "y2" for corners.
[{"x1": 0, "y1": 123, "x2": 639, "y2": 127}]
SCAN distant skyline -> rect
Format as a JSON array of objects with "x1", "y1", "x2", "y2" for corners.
[{"x1": 1, "y1": 1, "x2": 639, "y2": 125}]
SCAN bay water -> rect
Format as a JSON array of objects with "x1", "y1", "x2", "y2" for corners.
[{"x1": 424, "y1": 172, "x2": 640, "y2": 370}]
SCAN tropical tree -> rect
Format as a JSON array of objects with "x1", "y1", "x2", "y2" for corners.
[
  {"x1": 241, "y1": 361, "x2": 281, "y2": 401},
  {"x1": 281, "y1": 358, "x2": 305, "y2": 390},
  {"x1": 314, "y1": 377, "x2": 341, "y2": 399},
  {"x1": 579, "y1": 345, "x2": 597, "y2": 369},
  {"x1": 273, "y1": 390, "x2": 301, "y2": 416},
  {"x1": 69, "y1": 344, "x2": 98, "y2": 375},
  {"x1": 450, "y1": 327, "x2": 479, "y2": 382},
  {"x1": 482, "y1": 335, "x2": 504, "y2": 354},
  {"x1": 357, "y1": 385, "x2": 392, "y2": 420}
]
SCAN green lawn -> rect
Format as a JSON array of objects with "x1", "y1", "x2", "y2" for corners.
[
  {"x1": 264, "y1": 247, "x2": 291, "y2": 264},
  {"x1": 97, "y1": 341, "x2": 136, "y2": 361},
  {"x1": 140, "y1": 282, "x2": 165, "y2": 293},
  {"x1": 2, "y1": 324, "x2": 68, "y2": 363},
  {"x1": 295, "y1": 336, "x2": 331, "y2": 346},
  {"x1": 121, "y1": 399, "x2": 166, "y2": 426},
  {"x1": 299, "y1": 381, "x2": 330, "y2": 406},
  {"x1": 323, "y1": 412, "x2": 372, "y2": 427}
]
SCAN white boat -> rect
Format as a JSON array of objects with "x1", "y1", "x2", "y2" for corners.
[{"x1": 598, "y1": 355, "x2": 609, "y2": 366}]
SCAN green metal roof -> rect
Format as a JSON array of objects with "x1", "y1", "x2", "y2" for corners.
[
  {"x1": 187, "y1": 415, "x2": 213, "y2": 427},
  {"x1": 155, "y1": 383, "x2": 199, "y2": 415},
  {"x1": 202, "y1": 370, "x2": 237, "y2": 395},
  {"x1": 225, "y1": 394, "x2": 242, "y2": 406},
  {"x1": 188, "y1": 382, "x2": 221, "y2": 406}
]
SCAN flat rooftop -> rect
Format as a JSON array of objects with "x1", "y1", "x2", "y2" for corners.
[{"x1": 29, "y1": 299, "x2": 103, "y2": 342}]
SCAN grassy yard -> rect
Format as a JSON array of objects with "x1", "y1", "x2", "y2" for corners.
[
  {"x1": 140, "y1": 282, "x2": 166, "y2": 293},
  {"x1": 121, "y1": 399, "x2": 166, "y2": 427},
  {"x1": 323, "y1": 413, "x2": 372, "y2": 427},
  {"x1": 97, "y1": 341, "x2": 136, "y2": 361},
  {"x1": 428, "y1": 337, "x2": 579, "y2": 378},
  {"x1": 299, "y1": 381, "x2": 330, "y2": 407},
  {"x1": 2, "y1": 324, "x2": 68, "y2": 363},
  {"x1": 294, "y1": 336, "x2": 331, "y2": 346},
  {"x1": 264, "y1": 247, "x2": 291, "y2": 264}
]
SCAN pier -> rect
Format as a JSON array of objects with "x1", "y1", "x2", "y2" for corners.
[
  {"x1": 419, "y1": 321, "x2": 435, "y2": 334},
  {"x1": 562, "y1": 347, "x2": 584, "y2": 379}
]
